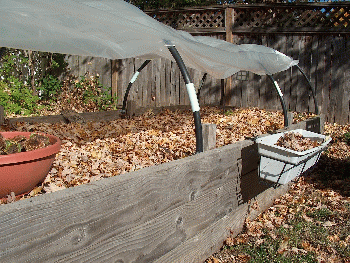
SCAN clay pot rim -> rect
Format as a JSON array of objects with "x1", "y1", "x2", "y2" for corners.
[{"x1": 0, "y1": 132, "x2": 61, "y2": 165}]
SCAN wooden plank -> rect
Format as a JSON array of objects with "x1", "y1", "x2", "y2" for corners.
[
  {"x1": 111, "y1": 60, "x2": 118, "y2": 98},
  {"x1": 99, "y1": 58, "x2": 111, "y2": 89},
  {"x1": 0, "y1": 105, "x2": 4, "y2": 125},
  {"x1": 257, "y1": 35, "x2": 268, "y2": 110},
  {"x1": 208, "y1": 79, "x2": 215, "y2": 105},
  {"x1": 192, "y1": 69, "x2": 201, "y2": 105},
  {"x1": 66, "y1": 55, "x2": 80, "y2": 78},
  {"x1": 170, "y1": 60, "x2": 177, "y2": 106},
  {"x1": 213, "y1": 78, "x2": 222, "y2": 105},
  {"x1": 331, "y1": 36, "x2": 346, "y2": 124},
  {"x1": 154, "y1": 177, "x2": 291, "y2": 263},
  {"x1": 0, "y1": 140, "x2": 250, "y2": 263},
  {"x1": 154, "y1": 59, "x2": 162, "y2": 107},
  {"x1": 276, "y1": 35, "x2": 289, "y2": 112},
  {"x1": 246, "y1": 35, "x2": 260, "y2": 109},
  {"x1": 344, "y1": 37, "x2": 350, "y2": 124},
  {"x1": 148, "y1": 60, "x2": 156, "y2": 108},
  {"x1": 131, "y1": 58, "x2": 139, "y2": 106},
  {"x1": 148, "y1": 59, "x2": 155, "y2": 108},
  {"x1": 78, "y1": 56, "x2": 87, "y2": 78},
  {"x1": 8, "y1": 110, "x2": 121, "y2": 125},
  {"x1": 266, "y1": 35, "x2": 279, "y2": 111},
  {"x1": 141, "y1": 58, "x2": 149, "y2": 107},
  {"x1": 322, "y1": 36, "x2": 332, "y2": 122},
  {"x1": 315, "y1": 36, "x2": 326, "y2": 119},
  {"x1": 297, "y1": 35, "x2": 309, "y2": 113},
  {"x1": 241, "y1": 76, "x2": 249, "y2": 108},
  {"x1": 179, "y1": 69, "x2": 186, "y2": 105},
  {"x1": 180, "y1": 27, "x2": 226, "y2": 34},
  {"x1": 116, "y1": 58, "x2": 125, "y2": 105},
  {"x1": 202, "y1": 123, "x2": 216, "y2": 151},
  {"x1": 160, "y1": 58, "x2": 167, "y2": 106},
  {"x1": 309, "y1": 35, "x2": 319, "y2": 114},
  {"x1": 180, "y1": 69, "x2": 190, "y2": 106},
  {"x1": 128, "y1": 58, "x2": 138, "y2": 105},
  {"x1": 164, "y1": 60, "x2": 170, "y2": 106},
  {"x1": 230, "y1": 27, "x2": 350, "y2": 34},
  {"x1": 289, "y1": 35, "x2": 299, "y2": 113},
  {"x1": 225, "y1": 7, "x2": 234, "y2": 44},
  {"x1": 228, "y1": 35, "x2": 242, "y2": 107}
]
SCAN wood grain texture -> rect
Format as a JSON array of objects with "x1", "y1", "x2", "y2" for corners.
[
  {"x1": 0, "y1": 140, "x2": 250, "y2": 263},
  {"x1": 202, "y1": 123, "x2": 217, "y2": 152},
  {"x1": 0, "y1": 105, "x2": 5, "y2": 125},
  {"x1": 8, "y1": 110, "x2": 121, "y2": 125}
]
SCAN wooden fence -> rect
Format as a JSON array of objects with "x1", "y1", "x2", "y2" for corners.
[
  {"x1": 0, "y1": 116, "x2": 321, "y2": 263},
  {"x1": 65, "y1": 3, "x2": 350, "y2": 124}
]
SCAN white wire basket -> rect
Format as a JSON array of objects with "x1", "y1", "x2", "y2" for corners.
[{"x1": 256, "y1": 129, "x2": 332, "y2": 185}]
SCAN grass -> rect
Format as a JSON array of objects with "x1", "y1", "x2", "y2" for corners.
[
  {"x1": 206, "y1": 124, "x2": 350, "y2": 263},
  {"x1": 212, "y1": 189, "x2": 350, "y2": 262}
]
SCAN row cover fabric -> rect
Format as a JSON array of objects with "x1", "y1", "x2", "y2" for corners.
[{"x1": 0, "y1": 0, "x2": 298, "y2": 79}]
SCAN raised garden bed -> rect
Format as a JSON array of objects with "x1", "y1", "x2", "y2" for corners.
[
  {"x1": 0, "y1": 107, "x2": 322, "y2": 262},
  {"x1": 2, "y1": 107, "x2": 294, "y2": 202}
]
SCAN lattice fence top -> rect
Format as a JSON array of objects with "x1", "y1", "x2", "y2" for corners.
[
  {"x1": 232, "y1": 4, "x2": 349, "y2": 33},
  {"x1": 146, "y1": 3, "x2": 350, "y2": 34},
  {"x1": 146, "y1": 8, "x2": 226, "y2": 33}
]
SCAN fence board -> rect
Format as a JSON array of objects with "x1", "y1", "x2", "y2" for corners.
[
  {"x1": 290, "y1": 36, "x2": 300, "y2": 113},
  {"x1": 309, "y1": 35, "x2": 318, "y2": 114},
  {"x1": 153, "y1": 59, "x2": 161, "y2": 107},
  {"x1": 170, "y1": 60, "x2": 177, "y2": 105},
  {"x1": 345, "y1": 37, "x2": 350, "y2": 124},
  {"x1": 332, "y1": 36, "x2": 347, "y2": 124},
  {"x1": 299, "y1": 35, "x2": 309, "y2": 112},
  {"x1": 322, "y1": 36, "x2": 332, "y2": 123},
  {"x1": 272, "y1": 35, "x2": 287, "y2": 111}
]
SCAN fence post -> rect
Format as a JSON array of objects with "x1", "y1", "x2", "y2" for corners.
[
  {"x1": 111, "y1": 59, "x2": 123, "y2": 100},
  {"x1": 126, "y1": 100, "x2": 137, "y2": 118},
  {"x1": 287, "y1": 112, "x2": 294, "y2": 126},
  {"x1": 224, "y1": 7, "x2": 234, "y2": 106},
  {"x1": 0, "y1": 105, "x2": 4, "y2": 125},
  {"x1": 202, "y1": 123, "x2": 216, "y2": 152}
]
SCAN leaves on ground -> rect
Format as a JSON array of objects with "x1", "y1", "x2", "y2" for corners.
[{"x1": 206, "y1": 121, "x2": 350, "y2": 263}]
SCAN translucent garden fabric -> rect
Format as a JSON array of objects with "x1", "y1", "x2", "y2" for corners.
[{"x1": 0, "y1": 0, "x2": 298, "y2": 79}]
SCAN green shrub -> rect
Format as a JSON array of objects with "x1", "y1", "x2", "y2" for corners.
[
  {"x1": 343, "y1": 132, "x2": 350, "y2": 146},
  {"x1": 75, "y1": 75, "x2": 117, "y2": 111},
  {"x1": 0, "y1": 78, "x2": 41, "y2": 115},
  {"x1": 38, "y1": 74, "x2": 62, "y2": 102}
]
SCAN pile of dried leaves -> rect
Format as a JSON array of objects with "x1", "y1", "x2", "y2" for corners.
[
  {"x1": 275, "y1": 131, "x2": 322, "y2": 152},
  {"x1": 206, "y1": 122, "x2": 350, "y2": 263},
  {"x1": 1, "y1": 106, "x2": 290, "y2": 201}
]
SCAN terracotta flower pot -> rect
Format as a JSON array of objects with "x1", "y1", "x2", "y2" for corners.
[{"x1": 0, "y1": 132, "x2": 61, "y2": 198}]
